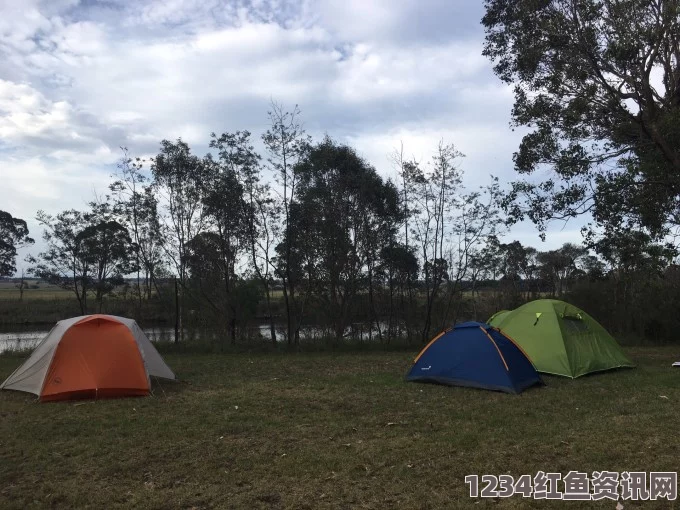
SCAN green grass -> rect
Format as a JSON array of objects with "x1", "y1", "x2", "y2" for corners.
[{"x1": 1, "y1": 348, "x2": 679, "y2": 509}]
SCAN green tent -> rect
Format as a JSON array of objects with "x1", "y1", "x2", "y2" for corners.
[
  {"x1": 488, "y1": 299, "x2": 634, "y2": 378},
  {"x1": 488, "y1": 309, "x2": 512, "y2": 324}
]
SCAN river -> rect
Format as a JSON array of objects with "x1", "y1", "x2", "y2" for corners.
[
  {"x1": 0, "y1": 324, "x2": 182, "y2": 354},
  {"x1": 0, "y1": 321, "x2": 390, "y2": 353}
]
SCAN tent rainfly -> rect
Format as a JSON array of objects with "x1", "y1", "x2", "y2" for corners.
[
  {"x1": 406, "y1": 321, "x2": 543, "y2": 394},
  {"x1": 1, "y1": 314, "x2": 175, "y2": 402},
  {"x1": 489, "y1": 299, "x2": 634, "y2": 378}
]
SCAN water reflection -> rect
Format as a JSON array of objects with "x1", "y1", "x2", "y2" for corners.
[{"x1": 0, "y1": 322, "x2": 394, "y2": 353}]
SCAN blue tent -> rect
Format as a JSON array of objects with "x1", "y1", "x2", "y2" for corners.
[{"x1": 406, "y1": 322, "x2": 543, "y2": 394}]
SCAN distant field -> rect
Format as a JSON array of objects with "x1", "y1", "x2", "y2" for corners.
[
  {"x1": 0, "y1": 283, "x2": 287, "y2": 301},
  {"x1": 0, "y1": 290, "x2": 73, "y2": 300},
  {"x1": 0, "y1": 283, "x2": 529, "y2": 303},
  {"x1": 0, "y1": 282, "x2": 72, "y2": 300},
  {"x1": 1, "y1": 347, "x2": 678, "y2": 509}
]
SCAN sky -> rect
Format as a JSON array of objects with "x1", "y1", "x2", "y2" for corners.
[{"x1": 0, "y1": 0, "x2": 585, "y2": 269}]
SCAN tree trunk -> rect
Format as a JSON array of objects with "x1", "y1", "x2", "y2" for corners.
[
  {"x1": 174, "y1": 276, "x2": 180, "y2": 344},
  {"x1": 282, "y1": 280, "x2": 293, "y2": 345},
  {"x1": 387, "y1": 268, "x2": 395, "y2": 343},
  {"x1": 264, "y1": 284, "x2": 277, "y2": 346},
  {"x1": 230, "y1": 314, "x2": 237, "y2": 346},
  {"x1": 137, "y1": 266, "x2": 142, "y2": 312},
  {"x1": 422, "y1": 264, "x2": 435, "y2": 342}
]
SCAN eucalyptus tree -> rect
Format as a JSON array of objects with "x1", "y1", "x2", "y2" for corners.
[
  {"x1": 197, "y1": 140, "x2": 250, "y2": 344},
  {"x1": 583, "y1": 228, "x2": 677, "y2": 328},
  {"x1": 483, "y1": 0, "x2": 680, "y2": 238},
  {"x1": 30, "y1": 203, "x2": 133, "y2": 314},
  {"x1": 77, "y1": 219, "x2": 134, "y2": 312},
  {"x1": 210, "y1": 130, "x2": 278, "y2": 345},
  {"x1": 0, "y1": 210, "x2": 33, "y2": 277},
  {"x1": 152, "y1": 139, "x2": 208, "y2": 341},
  {"x1": 262, "y1": 101, "x2": 311, "y2": 344},
  {"x1": 135, "y1": 187, "x2": 166, "y2": 299},
  {"x1": 30, "y1": 210, "x2": 90, "y2": 312},
  {"x1": 378, "y1": 243, "x2": 419, "y2": 341},
  {"x1": 442, "y1": 180, "x2": 504, "y2": 327},
  {"x1": 110, "y1": 148, "x2": 165, "y2": 304},
  {"x1": 487, "y1": 239, "x2": 539, "y2": 300},
  {"x1": 411, "y1": 141, "x2": 464, "y2": 341},
  {"x1": 356, "y1": 170, "x2": 402, "y2": 342},
  {"x1": 286, "y1": 137, "x2": 401, "y2": 342},
  {"x1": 537, "y1": 243, "x2": 588, "y2": 296},
  {"x1": 391, "y1": 144, "x2": 425, "y2": 336}
]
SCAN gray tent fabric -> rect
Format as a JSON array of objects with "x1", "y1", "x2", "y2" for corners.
[
  {"x1": 128, "y1": 320, "x2": 175, "y2": 380},
  {"x1": 1, "y1": 315, "x2": 175, "y2": 397}
]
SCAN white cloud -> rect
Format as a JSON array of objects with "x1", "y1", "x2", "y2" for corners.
[
  {"x1": 0, "y1": 0, "x2": 52, "y2": 55},
  {"x1": 0, "y1": 80, "x2": 70, "y2": 140},
  {"x1": 508, "y1": 222, "x2": 588, "y2": 251},
  {"x1": 0, "y1": 153, "x2": 113, "y2": 265},
  {"x1": 331, "y1": 42, "x2": 488, "y2": 103},
  {"x1": 0, "y1": 0, "x2": 580, "y2": 262},
  {"x1": 315, "y1": 0, "x2": 482, "y2": 46}
]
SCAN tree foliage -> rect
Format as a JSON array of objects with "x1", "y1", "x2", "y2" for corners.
[
  {"x1": 483, "y1": 0, "x2": 680, "y2": 237},
  {"x1": 20, "y1": 99, "x2": 680, "y2": 344},
  {"x1": 110, "y1": 148, "x2": 166, "y2": 302},
  {"x1": 0, "y1": 210, "x2": 33, "y2": 277},
  {"x1": 282, "y1": 136, "x2": 402, "y2": 340},
  {"x1": 262, "y1": 101, "x2": 311, "y2": 344},
  {"x1": 30, "y1": 205, "x2": 133, "y2": 313}
]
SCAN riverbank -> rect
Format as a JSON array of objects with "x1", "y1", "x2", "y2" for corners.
[{"x1": 1, "y1": 347, "x2": 678, "y2": 509}]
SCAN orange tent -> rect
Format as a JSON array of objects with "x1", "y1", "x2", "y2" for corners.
[{"x1": 1, "y1": 315, "x2": 175, "y2": 402}]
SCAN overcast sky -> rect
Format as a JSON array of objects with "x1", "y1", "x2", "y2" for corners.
[{"x1": 0, "y1": 0, "x2": 585, "y2": 268}]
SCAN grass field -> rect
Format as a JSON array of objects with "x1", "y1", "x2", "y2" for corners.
[
  {"x1": 0, "y1": 282, "x2": 72, "y2": 301},
  {"x1": 0, "y1": 282, "x2": 288, "y2": 301},
  {"x1": 1, "y1": 348, "x2": 679, "y2": 509}
]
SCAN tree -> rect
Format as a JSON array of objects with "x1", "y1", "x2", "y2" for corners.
[
  {"x1": 210, "y1": 130, "x2": 279, "y2": 345},
  {"x1": 583, "y1": 227, "x2": 677, "y2": 333},
  {"x1": 134, "y1": 187, "x2": 167, "y2": 299},
  {"x1": 262, "y1": 101, "x2": 311, "y2": 345},
  {"x1": 198, "y1": 138, "x2": 250, "y2": 344},
  {"x1": 185, "y1": 230, "x2": 240, "y2": 343},
  {"x1": 30, "y1": 210, "x2": 90, "y2": 312},
  {"x1": 483, "y1": 0, "x2": 680, "y2": 237},
  {"x1": 110, "y1": 148, "x2": 166, "y2": 304},
  {"x1": 0, "y1": 210, "x2": 34, "y2": 277},
  {"x1": 411, "y1": 141, "x2": 464, "y2": 341},
  {"x1": 441, "y1": 181, "x2": 504, "y2": 326},
  {"x1": 537, "y1": 243, "x2": 587, "y2": 296},
  {"x1": 356, "y1": 163, "x2": 402, "y2": 343},
  {"x1": 245, "y1": 175, "x2": 279, "y2": 345},
  {"x1": 581, "y1": 254, "x2": 607, "y2": 281},
  {"x1": 391, "y1": 143, "x2": 422, "y2": 337},
  {"x1": 493, "y1": 240, "x2": 539, "y2": 299},
  {"x1": 467, "y1": 246, "x2": 494, "y2": 318},
  {"x1": 591, "y1": 227, "x2": 676, "y2": 276},
  {"x1": 287, "y1": 136, "x2": 401, "y2": 342},
  {"x1": 77, "y1": 219, "x2": 134, "y2": 312},
  {"x1": 30, "y1": 205, "x2": 133, "y2": 313},
  {"x1": 152, "y1": 139, "x2": 207, "y2": 342},
  {"x1": 15, "y1": 267, "x2": 28, "y2": 301},
  {"x1": 378, "y1": 243, "x2": 419, "y2": 340}
]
